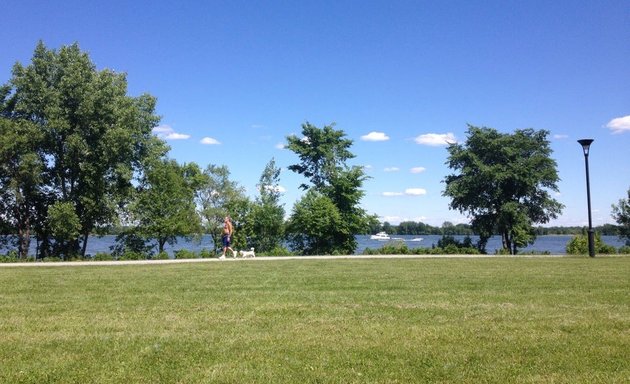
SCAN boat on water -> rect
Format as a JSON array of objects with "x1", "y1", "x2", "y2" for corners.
[
  {"x1": 370, "y1": 232, "x2": 391, "y2": 240},
  {"x1": 410, "y1": 237, "x2": 424, "y2": 242}
]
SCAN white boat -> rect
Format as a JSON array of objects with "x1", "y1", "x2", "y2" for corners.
[{"x1": 370, "y1": 232, "x2": 391, "y2": 240}]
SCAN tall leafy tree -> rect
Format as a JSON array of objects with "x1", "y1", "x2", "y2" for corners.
[
  {"x1": 247, "y1": 158, "x2": 285, "y2": 252},
  {"x1": 443, "y1": 125, "x2": 563, "y2": 254},
  {"x1": 611, "y1": 187, "x2": 630, "y2": 245},
  {"x1": 131, "y1": 160, "x2": 203, "y2": 254},
  {"x1": 286, "y1": 122, "x2": 370, "y2": 254},
  {"x1": 3, "y1": 41, "x2": 166, "y2": 258}
]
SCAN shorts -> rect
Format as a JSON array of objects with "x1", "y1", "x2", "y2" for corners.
[{"x1": 222, "y1": 235, "x2": 231, "y2": 247}]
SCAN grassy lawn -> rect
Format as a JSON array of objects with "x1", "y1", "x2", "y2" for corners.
[{"x1": 1, "y1": 257, "x2": 628, "y2": 383}]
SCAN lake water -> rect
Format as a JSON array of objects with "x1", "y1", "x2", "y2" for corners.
[{"x1": 3, "y1": 234, "x2": 627, "y2": 256}]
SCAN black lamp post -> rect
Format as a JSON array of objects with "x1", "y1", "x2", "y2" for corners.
[{"x1": 577, "y1": 139, "x2": 595, "y2": 257}]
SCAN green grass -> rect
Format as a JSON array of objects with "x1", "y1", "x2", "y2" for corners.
[{"x1": 1, "y1": 257, "x2": 628, "y2": 383}]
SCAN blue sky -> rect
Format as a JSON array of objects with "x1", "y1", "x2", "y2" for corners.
[{"x1": 2, "y1": 0, "x2": 629, "y2": 227}]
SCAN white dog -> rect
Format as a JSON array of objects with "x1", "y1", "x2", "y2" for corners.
[{"x1": 238, "y1": 248, "x2": 256, "y2": 258}]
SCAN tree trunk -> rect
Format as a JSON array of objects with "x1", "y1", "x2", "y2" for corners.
[
  {"x1": 81, "y1": 232, "x2": 89, "y2": 257},
  {"x1": 18, "y1": 220, "x2": 31, "y2": 259},
  {"x1": 158, "y1": 238, "x2": 166, "y2": 254}
]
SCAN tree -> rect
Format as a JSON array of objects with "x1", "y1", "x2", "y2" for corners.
[
  {"x1": 286, "y1": 190, "x2": 344, "y2": 255},
  {"x1": 286, "y1": 122, "x2": 370, "y2": 254},
  {"x1": 131, "y1": 160, "x2": 202, "y2": 254},
  {"x1": 2, "y1": 41, "x2": 167, "y2": 258},
  {"x1": 612, "y1": 187, "x2": 630, "y2": 245},
  {"x1": 198, "y1": 164, "x2": 250, "y2": 253},
  {"x1": 47, "y1": 201, "x2": 81, "y2": 259},
  {"x1": 0, "y1": 116, "x2": 45, "y2": 259},
  {"x1": 443, "y1": 125, "x2": 564, "y2": 254},
  {"x1": 247, "y1": 158, "x2": 286, "y2": 252}
]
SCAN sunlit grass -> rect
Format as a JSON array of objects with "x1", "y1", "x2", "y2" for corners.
[{"x1": 1, "y1": 257, "x2": 628, "y2": 383}]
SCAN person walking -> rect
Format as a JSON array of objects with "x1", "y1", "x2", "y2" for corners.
[{"x1": 219, "y1": 216, "x2": 235, "y2": 259}]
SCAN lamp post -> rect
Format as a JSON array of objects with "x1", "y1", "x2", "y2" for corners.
[{"x1": 577, "y1": 139, "x2": 595, "y2": 257}]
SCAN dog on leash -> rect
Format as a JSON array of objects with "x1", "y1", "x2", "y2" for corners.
[{"x1": 238, "y1": 248, "x2": 256, "y2": 258}]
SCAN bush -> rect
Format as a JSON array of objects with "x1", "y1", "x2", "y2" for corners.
[
  {"x1": 618, "y1": 245, "x2": 630, "y2": 255},
  {"x1": 118, "y1": 251, "x2": 147, "y2": 261},
  {"x1": 93, "y1": 252, "x2": 114, "y2": 261},
  {"x1": 260, "y1": 246, "x2": 294, "y2": 257},
  {"x1": 155, "y1": 251, "x2": 170, "y2": 260},
  {"x1": 199, "y1": 248, "x2": 215, "y2": 258},
  {"x1": 174, "y1": 249, "x2": 196, "y2": 259},
  {"x1": 0, "y1": 250, "x2": 20, "y2": 262},
  {"x1": 566, "y1": 233, "x2": 617, "y2": 255}
]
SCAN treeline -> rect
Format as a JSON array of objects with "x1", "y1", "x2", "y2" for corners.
[
  {"x1": 3, "y1": 42, "x2": 630, "y2": 259},
  {"x1": 1, "y1": 43, "x2": 373, "y2": 259},
  {"x1": 370, "y1": 221, "x2": 623, "y2": 237}
]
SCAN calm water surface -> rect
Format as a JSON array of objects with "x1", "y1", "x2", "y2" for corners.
[{"x1": 4, "y1": 234, "x2": 626, "y2": 256}]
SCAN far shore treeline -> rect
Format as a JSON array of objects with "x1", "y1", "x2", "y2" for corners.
[
  {"x1": 2, "y1": 42, "x2": 630, "y2": 260},
  {"x1": 101, "y1": 222, "x2": 622, "y2": 237}
]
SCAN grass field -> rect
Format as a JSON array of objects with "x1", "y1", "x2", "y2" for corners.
[{"x1": 1, "y1": 256, "x2": 628, "y2": 383}]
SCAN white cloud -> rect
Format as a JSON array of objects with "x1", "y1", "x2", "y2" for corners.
[
  {"x1": 410, "y1": 167, "x2": 426, "y2": 174},
  {"x1": 405, "y1": 188, "x2": 427, "y2": 196},
  {"x1": 382, "y1": 192, "x2": 404, "y2": 197},
  {"x1": 361, "y1": 131, "x2": 390, "y2": 142},
  {"x1": 264, "y1": 185, "x2": 287, "y2": 193},
  {"x1": 414, "y1": 133, "x2": 456, "y2": 146},
  {"x1": 384, "y1": 167, "x2": 399, "y2": 172},
  {"x1": 152, "y1": 125, "x2": 191, "y2": 140},
  {"x1": 606, "y1": 115, "x2": 630, "y2": 134},
  {"x1": 200, "y1": 137, "x2": 221, "y2": 145},
  {"x1": 275, "y1": 142, "x2": 286, "y2": 149},
  {"x1": 553, "y1": 134, "x2": 569, "y2": 139}
]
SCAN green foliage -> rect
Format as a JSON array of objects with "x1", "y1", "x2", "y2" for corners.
[
  {"x1": 199, "y1": 248, "x2": 214, "y2": 258},
  {"x1": 110, "y1": 231, "x2": 153, "y2": 257},
  {"x1": 1, "y1": 41, "x2": 166, "y2": 259},
  {"x1": 117, "y1": 251, "x2": 147, "y2": 261},
  {"x1": 0, "y1": 117, "x2": 44, "y2": 259},
  {"x1": 565, "y1": 232, "x2": 617, "y2": 255},
  {"x1": 47, "y1": 201, "x2": 81, "y2": 258},
  {"x1": 443, "y1": 125, "x2": 563, "y2": 254},
  {"x1": 174, "y1": 249, "x2": 197, "y2": 259},
  {"x1": 286, "y1": 122, "x2": 370, "y2": 254},
  {"x1": 362, "y1": 236, "x2": 481, "y2": 255},
  {"x1": 247, "y1": 158, "x2": 285, "y2": 252},
  {"x1": 618, "y1": 245, "x2": 630, "y2": 254},
  {"x1": 198, "y1": 164, "x2": 250, "y2": 252},
  {"x1": 154, "y1": 251, "x2": 170, "y2": 260},
  {"x1": 611, "y1": 187, "x2": 630, "y2": 243},
  {"x1": 259, "y1": 246, "x2": 294, "y2": 256},
  {"x1": 92, "y1": 252, "x2": 114, "y2": 261},
  {"x1": 437, "y1": 235, "x2": 474, "y2": 249},
  {"x1": 286, "y1": 190, "x2": 344, "y2": 255},
  {"x1": 132, "y1": 160, "x2": 202, "y2": 253}
]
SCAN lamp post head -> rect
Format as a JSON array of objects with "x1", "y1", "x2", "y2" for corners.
[{"x1": 578, "y1": 139, "x2": 594, "y2": 156}]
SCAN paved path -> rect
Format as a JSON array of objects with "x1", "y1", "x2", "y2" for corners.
[{"x1": 0, "y1": 254, "x2": 568, "y2": 267}]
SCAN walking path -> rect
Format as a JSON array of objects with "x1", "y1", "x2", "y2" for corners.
[{"x1": 0, "y1": 254, "x2": 569, "y2": 267}]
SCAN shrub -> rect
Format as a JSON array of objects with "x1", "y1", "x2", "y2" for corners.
[
  {"x1": 566, "y1": 233, "x2": 617, "y2": 255},
  {"x1": 118, "y1": 251, "x2": 146, "y2": 261},
  {"x1": 174, "y1": 249, "x2": 196, "y2": 259},
  {"x1": 199, "y1": 248, "x2": 214, "y2": 258},
  {"x1": 93, "y1": 252, "x2": 114, "y2": 261},
  {"x1": 260, "y1": 246, "x2": 294, "y2": 257},
  {"x1": 618, "y1": 245, "x2": 630, "y2": 255},
  {"x1": 155, "y1": 251, "x2": 170, "y2": 260}
]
